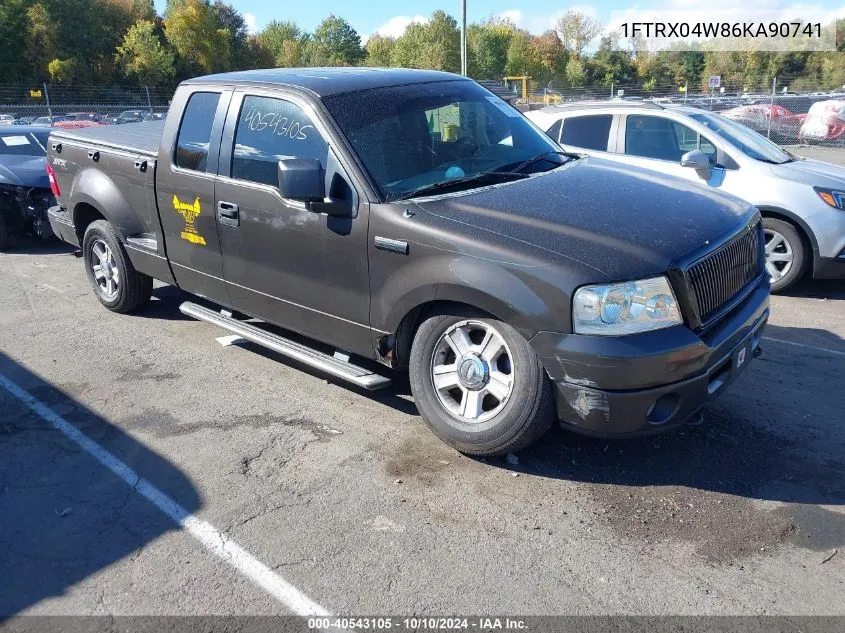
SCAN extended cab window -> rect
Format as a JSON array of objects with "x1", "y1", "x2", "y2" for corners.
[
  {"x1": 231, "y1": 95, "x2": 328, "y2": 187},
  {"x1": 561, "y1": 115, "x2": 612, "y2": 151},
  {"x1": 175, "y1": 92, "x2": 221, "y2": 171},
  {"x1": 625, "y1": 115, "x2": 716, "y2": 163}
]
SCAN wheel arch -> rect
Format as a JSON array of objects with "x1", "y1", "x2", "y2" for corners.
[{"x1": 757, "y1": 205, "x2": 818, "y2": 274}]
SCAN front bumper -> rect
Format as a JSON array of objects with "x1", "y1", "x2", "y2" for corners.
[
  {"x1": 531, "y1": 279, "x2": 770, "y2": 437},
  {"x1": 812, "y1": 252, "x2": 845, "y2": 280},
  {"x1": 47, "y1": 205, "x2": 79, "y2": 247}
]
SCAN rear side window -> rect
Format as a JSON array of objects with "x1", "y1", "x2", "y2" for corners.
[
  {"x1": 231, "y1": 95, "x2": 327, "y2": 187},
  {"x1": 175, "y1": 92, "x2": 221, "y2": 171},
  {"x1": 545, "y1": 119, "x2": 562, "y2": 142},
  {"x1": 561, "y1": 115, "x2": 612, "y2": 151}
]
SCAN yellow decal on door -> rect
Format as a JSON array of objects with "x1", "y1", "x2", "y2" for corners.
[{"x1": 172, "y1": 195, "x2": 207, "y2": 246}]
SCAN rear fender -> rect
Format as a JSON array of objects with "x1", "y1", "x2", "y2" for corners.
[{"x1": 70, "y1": 168, "x2": 145, "y2": 240}]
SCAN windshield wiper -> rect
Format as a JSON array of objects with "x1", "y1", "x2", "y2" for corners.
[
  {"x1": 393, "y1": 171, "x2": 529, "y2": 201},
  {"x1": 508, "y1": 150, "x2": 578, "y2": 174}
]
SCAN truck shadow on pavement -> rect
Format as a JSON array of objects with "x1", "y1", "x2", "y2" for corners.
[
  {"x1": 0, "y1": 352, "x2": 201, "y2": 616},
  {"x1": 778, "y1": 278, "x2": 845, "y2": 300},
  {"x1": 502, "y1": 322, "x2": 845, "y2": 559}
]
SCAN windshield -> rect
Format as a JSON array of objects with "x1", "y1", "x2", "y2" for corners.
[
  {"x1": 688, "y1": 111, "x2": 792, "y2": 164},
  {"x1": 0, "y1": 131, "x2": 48, "y2": 156},
  {"x1": 322, "y1": 80, "x2": 565, "y2": 201}
]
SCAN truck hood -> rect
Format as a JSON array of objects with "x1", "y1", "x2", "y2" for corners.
[
  {"x1": 414, "y1": 156, "x2": 755, "y2": 281},
  {"x1": 770, "y1": 157, "x2": 845, "y2": 188},
  {"x1": 0, "y1": 155, "x2": 49, "y2": 188}
]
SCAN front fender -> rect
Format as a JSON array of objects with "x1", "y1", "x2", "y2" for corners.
[{"x1": 373, "y1": 252, "x2": 561, "y2": 340}]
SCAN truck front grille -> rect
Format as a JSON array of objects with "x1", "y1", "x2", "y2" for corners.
[{"x1": 685, "y1": 220, "x2": 763, "y2": 324}]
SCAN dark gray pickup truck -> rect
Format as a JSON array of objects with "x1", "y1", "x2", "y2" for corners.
[{"x1": 47, "y1": 68, "x2": 769, "y2": 456}]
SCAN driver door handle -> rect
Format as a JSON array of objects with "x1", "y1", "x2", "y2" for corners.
[{"x1": 217, "y1": 201, "x2": 240, "y2": 226}]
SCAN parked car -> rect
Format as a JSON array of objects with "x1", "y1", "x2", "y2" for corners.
[
  {"x1": 66, "y1": 111, "x2": 103, "y2": 122},
  {"x1": 46, "y1": 68, "x2": 769, "y2": 455},
  {"x1": 116, "y1": 110, "x2": 145, "y2": 124},
  {"x1": 13, "y1": 116, "x2": 36, "y2": 126},
  {"x1": 0, "y1": 114, "x2": 17, "y2": 126},
  {"x1": 526, "y1": 101, "x2": 845, "y2": 291},
  {"x1": 31, "y1": 115, "x2": 71, "y2": 127},
  {"x1": 799, "y1": 99, "x2": 845, "y2": 145},
  {"x1": 720, "y1": 104, "x2": 807, "y2": 143},
  {"x1": 0, "y1": 126, "x2": 56, "y2": 248}
]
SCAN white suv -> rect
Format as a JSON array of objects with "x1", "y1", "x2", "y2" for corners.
[{"x1": 526, "y1": 102, "x2": 845, "y2": 292}]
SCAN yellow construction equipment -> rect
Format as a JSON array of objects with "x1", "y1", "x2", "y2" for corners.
[{"x1": 502, "y1": 76, "x2": 561, "y2": 105}]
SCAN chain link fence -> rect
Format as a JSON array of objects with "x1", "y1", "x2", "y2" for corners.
[
  {"x1": 513, "y1": 76, "x2": 845, "y2": 149},
  {"x1": 3, "y1": 79, "x2": 845, "y2": 150},
  {"x1": 0, "y1": 84, "x2": 173, "y2": 126}
]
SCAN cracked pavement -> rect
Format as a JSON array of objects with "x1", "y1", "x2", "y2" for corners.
[{"x1": 1, "y1": 239, "x2": 844, "y2": 616}]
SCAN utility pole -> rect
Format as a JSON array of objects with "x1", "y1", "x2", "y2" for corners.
[{"x1": 460, "y1": 0, "x2": 467, "y2": 76}]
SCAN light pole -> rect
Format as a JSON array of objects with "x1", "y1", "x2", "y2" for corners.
[{"x1": 460, "y1": 0, "x2": 467, "y2": 76}]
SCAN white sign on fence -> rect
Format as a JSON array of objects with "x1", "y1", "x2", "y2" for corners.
[{"x1": 708, "y1": 75, "x2": 721, "y2": 89}]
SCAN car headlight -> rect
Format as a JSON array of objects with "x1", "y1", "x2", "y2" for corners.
[
  {"x1": 815, "y1": 187, "x2": 845, "y2": 210},
  {"x1": 573, "y1": 276, "x2": 682, "y2": 335}
]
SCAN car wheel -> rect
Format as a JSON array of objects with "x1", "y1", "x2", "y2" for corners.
[
  {"x1": 409, "y1": 308, "x2": 555, "y2": 456},
  {"x1": 82, "y1": 220, "x2": 152, "y2": 313},
  {"x1": 763, "y1": 217, "x2": 806, "y2": 293}
]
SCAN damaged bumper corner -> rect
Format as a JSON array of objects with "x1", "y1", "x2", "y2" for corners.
[
  {"x1": 0, "y1": 185, "x2": 56, "y2": 239},
  {"x1": 47, "y1": 205, "x2": 78, "y2": 247},
  {"x1": 531, "y1": 280, "x2": 770, "y2": 437}
]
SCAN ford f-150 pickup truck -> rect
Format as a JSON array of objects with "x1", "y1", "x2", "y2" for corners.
[{"x1": 46, "y1": 68, "x2": 770, "y2": 456}]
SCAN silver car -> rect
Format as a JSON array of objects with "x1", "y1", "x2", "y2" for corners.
[{"x1": 526, "y1": 102, "x2": 845, "y2": 291}]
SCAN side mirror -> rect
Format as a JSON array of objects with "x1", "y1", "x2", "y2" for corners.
[
  {"x1": 680, "y1": 150, "x2": 711, "y2": 172},
  {"x1": 278, "y1": 158, "x2": 325, "y2": 202}
]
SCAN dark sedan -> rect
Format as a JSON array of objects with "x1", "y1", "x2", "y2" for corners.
[{"x1": 0, "y1": 126, "x2": 56, "y2": 248}]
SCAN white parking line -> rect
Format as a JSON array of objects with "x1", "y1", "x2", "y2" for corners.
[
  {"x1": 762, "y1": 336, "x2": 845, "y2": 359},
  {"x1": 0, "y1": 374, "x2": 329, "y2": 617}
]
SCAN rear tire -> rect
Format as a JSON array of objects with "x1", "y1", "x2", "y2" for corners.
[
  {"x1": 409, "y1": 307, "x2": 555, "y2": 456},
  {"x1": 82, "y1": 220, "x2": 152, "y2": 313},
  {"x1": 763, "y1": 217, "x2": 806, "y2": 293}
]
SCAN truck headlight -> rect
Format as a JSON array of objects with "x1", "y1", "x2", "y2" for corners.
[
  {"x1": 815, "y1": 187, "x2": 845, "y2": 210},
  {"x1": 573, "y1": 276, "x2": 682, "y2": 335}
]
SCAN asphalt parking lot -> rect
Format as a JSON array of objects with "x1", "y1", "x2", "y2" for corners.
[{"x1": 1, "y1": 236, "x2": 844, "y2": 618}]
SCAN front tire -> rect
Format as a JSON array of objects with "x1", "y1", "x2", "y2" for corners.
[
  {"x1": 763, "y1": 217, "x2": 806, "y2": 293},
  {"x1": 409, "y1": 308, "x2": 555, "y2": 456},
  {"x1": 82, "y1": 220, "x2": 152, "y2": 313}
]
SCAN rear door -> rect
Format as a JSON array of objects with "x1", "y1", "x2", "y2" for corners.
[
  {"x1": 214, "y1": 89, "x2": 371, "y2": 355},
  {"x1": 155, "y1": 88, "x2": 232, "y2": 305},
  {"x1": 558, "y1": 113, "x2": 617, "y2": 155}
]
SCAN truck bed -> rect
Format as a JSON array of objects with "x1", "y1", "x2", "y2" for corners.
[{"x1": 50, "y1": 120, "x2": 164, "y2": 157}]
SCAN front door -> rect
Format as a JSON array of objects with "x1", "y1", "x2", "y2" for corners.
[
  {"x1": 613, "y1": 114, "x2": 726, "y2": 187},
  {"x1": 155, "y1": 89, "x2": 231, "y2": 305},
  {"x1": 214, "y1": 91, "x2": 371, "y2": 355}
]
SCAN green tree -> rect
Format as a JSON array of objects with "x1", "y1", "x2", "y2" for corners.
[
  {"x1": 0, "y1": 0, "x2": 30, "y2": 82},
  {"x1": 505, "y1": 30, "x2": 534, "y2": 77},
  {"x1": 254, "y1": 20, "x2": 305, "y2": 67},
  {"x1": 365, "y1": 35, "x2": 395, "y2": 67},
  {"x1": 565, "y1": 57, "x2": 586, "y2": 87},
  {"x1": 528, "y1": 31, "x2": 567, "y2": 87},
  {"x1": 556, "y1": 10, "x2": 603, "y2": 58},
  {"x1": 470, "y1": 18, "x2": 515, "y2": 79},
  {"x1": 48, "y1": 57, "x2": 81, "y2": 83},
  {"x1": 165, "y1": 0, "x2": 231, "y2": 73},
  {"x1": 305, "y1": 15, "x2": 363, "y2": 66},
  {"x1": 391, "y1": 10, "x2": 460, "y2": 72},
  {"x1": 116, "y1": 19, "x2": 176, "y2": 84},
  {"x1": 212, "y1": 1, "x2": 254, "y2": 70},
  {"x1": 26, "y1": 2, "x2": 57, "y2": 81}
]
